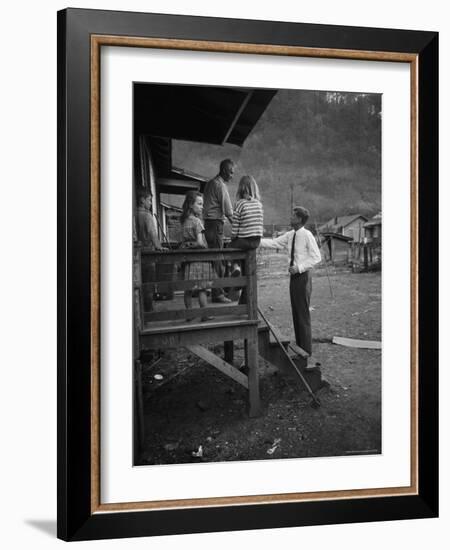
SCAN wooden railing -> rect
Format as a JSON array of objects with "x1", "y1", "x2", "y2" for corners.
[{"x1": 134, "y1": 247, "x2": 258, "y2": 328}]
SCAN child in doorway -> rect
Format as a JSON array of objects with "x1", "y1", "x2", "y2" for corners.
[
  {"x1": 135, "y1": 189, "x2": 163, "y2": 311},
  {"x1": 229, "y1": 176, "x2": 264, "y2": 303},
  {"x1": 180, "y1": 190, "x2": 215, "y2": 322}
]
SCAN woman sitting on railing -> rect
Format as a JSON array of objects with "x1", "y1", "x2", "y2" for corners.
[
  {"x1": 229, "y1": 176, "x2": 264, "y2": 303},
  {"x1": 180, "y1": 190, "x2": 215, "y2": 322}
]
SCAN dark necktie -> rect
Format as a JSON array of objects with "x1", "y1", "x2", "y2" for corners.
[{"x1": 290, "y1": 231, "x2": 296, "y2": 267}]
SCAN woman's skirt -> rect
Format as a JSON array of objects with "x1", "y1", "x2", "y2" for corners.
[{"x1": 183, "y1": 261, "x2": 216, "y2": 290}]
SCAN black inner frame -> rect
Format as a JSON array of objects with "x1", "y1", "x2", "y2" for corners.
[{"x1": 57, "y1": 8, "x2": 438, "y2": 541}]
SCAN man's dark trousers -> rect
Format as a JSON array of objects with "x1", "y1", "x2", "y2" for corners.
[
  {"x1": 204, "y1": 219, "x2": 225, "y2": 300},
  {"x1": 289, "y1": 271, "x2": 312, "y2": 355}
]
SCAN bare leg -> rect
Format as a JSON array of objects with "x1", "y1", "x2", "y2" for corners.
[
  {"x1": 184, "y1": 290, "x2": 194, "y2": 321},
  {"x1": 184, "y1": 290, "x2": 193, "y2": 309},
  {"x1": 199, "y1": 290, "x2": 213, "y2": 322},
  {"x1": 198, "y1": 290, "x2": 207, "y2": 309}
]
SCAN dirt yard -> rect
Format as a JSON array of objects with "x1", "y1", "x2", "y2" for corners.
[{"x1": 137, "y1": 252, "x2": 381, "y2": 466}]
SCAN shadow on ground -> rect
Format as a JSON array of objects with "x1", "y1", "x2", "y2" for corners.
[{"x1": 25, "y1": 520, "x2": 56, "y2": 538}]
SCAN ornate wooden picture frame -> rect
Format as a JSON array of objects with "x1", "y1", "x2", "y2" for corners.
[{"x1": 57, "y1": 8, "x2": 438, "y2": 541}]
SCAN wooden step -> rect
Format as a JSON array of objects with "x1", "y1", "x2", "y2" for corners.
[
  {"x1": 257, "y1": 322, "x2": 323, "y2": 392},
  {"x1": 258, "y1": 322, "x2": 290, "y2": 347},
  {"x1": 259, "y1": 345, "x2": 322, "y2": 393},
  {"x1": 288, "y1": 342, "x2": 310, "y2": 359}
]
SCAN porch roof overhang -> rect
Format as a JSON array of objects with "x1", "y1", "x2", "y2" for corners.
[{"x1": 134, "y1": 83, "x2": 276, "y2": 146}]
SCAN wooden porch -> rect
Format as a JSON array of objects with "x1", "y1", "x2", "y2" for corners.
[
  {"x1": 134, "y1": 247, "x2": 262, "y2": 450},
  {"x1": 133, "y1": 246, "x2": 324, "y2": 453}
]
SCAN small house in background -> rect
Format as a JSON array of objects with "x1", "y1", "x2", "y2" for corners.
[
  {"x1": 319, "y1": 214, "x2": 368, "y2": 243},
  {"x1": 364, "y1": 212, "x2": 382, "y2": 245},
  {"x1": 320, "y1": 232, "x2": 352, "y2": 263}
]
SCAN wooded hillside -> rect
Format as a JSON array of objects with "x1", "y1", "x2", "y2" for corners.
[{"x1": 173, "y1": 89, "x2": 381, "y2": 224}]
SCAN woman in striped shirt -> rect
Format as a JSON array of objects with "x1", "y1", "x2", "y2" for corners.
[{"x1": 229, "y1": 176, "x2": 263, "y2": 303}]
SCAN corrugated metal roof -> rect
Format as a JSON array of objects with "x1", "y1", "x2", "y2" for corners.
[
  {"x1": 320, "y1": 232, "x2": 352, "y2": 242},
  {"x1": 319, "y1": 214, "x2": 368, "y2": 230}
]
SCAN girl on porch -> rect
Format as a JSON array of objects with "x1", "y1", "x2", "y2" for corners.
[{"x1": 180, "y1": 190, "x2": 215, "y2": 322}]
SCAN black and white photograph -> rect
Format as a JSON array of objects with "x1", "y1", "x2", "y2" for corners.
[{"x1": 133, "y1": 83, "x2": 382, "y2": 466}]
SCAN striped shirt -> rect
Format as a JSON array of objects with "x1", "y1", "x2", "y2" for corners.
[{"x1": 231, "y1": 198, "x2": 264, "y2": 238}]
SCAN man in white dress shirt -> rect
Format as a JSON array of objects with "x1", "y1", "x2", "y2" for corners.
[{"x1": 260, "y1": 206, "x2": 321, "y2": 355}]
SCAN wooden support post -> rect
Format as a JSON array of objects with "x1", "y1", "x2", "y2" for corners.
[
  {"x1": 246, "y1": 249, "x2": 258, "y2": 320},
  {"x1": 245, "y1": 249, "x2": 261, "y2": 416},
  {"x1": 133, "y1": 245, "x2": 145, "y2": 458},
  {"x1": 224, "y1": 340, "x2": 234, "y2": 364},
  {"x1": 247, "y1": 333, "x2": 262, "y2": 417},
  {"x1": 134, "y1": 359, "x2": 145, "y2": 457},
  {"x1": 133, "y1": 246, "x2": 145, "y2": 329}
]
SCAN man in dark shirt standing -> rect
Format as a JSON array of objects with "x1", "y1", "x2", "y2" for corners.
[{"x1": 203, "y1": 159, "x2": 235, "y2": 303}]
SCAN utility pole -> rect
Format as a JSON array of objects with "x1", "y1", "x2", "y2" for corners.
[{"x1": 314, "y1": 220, "x2": 334, "y2": 300}]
